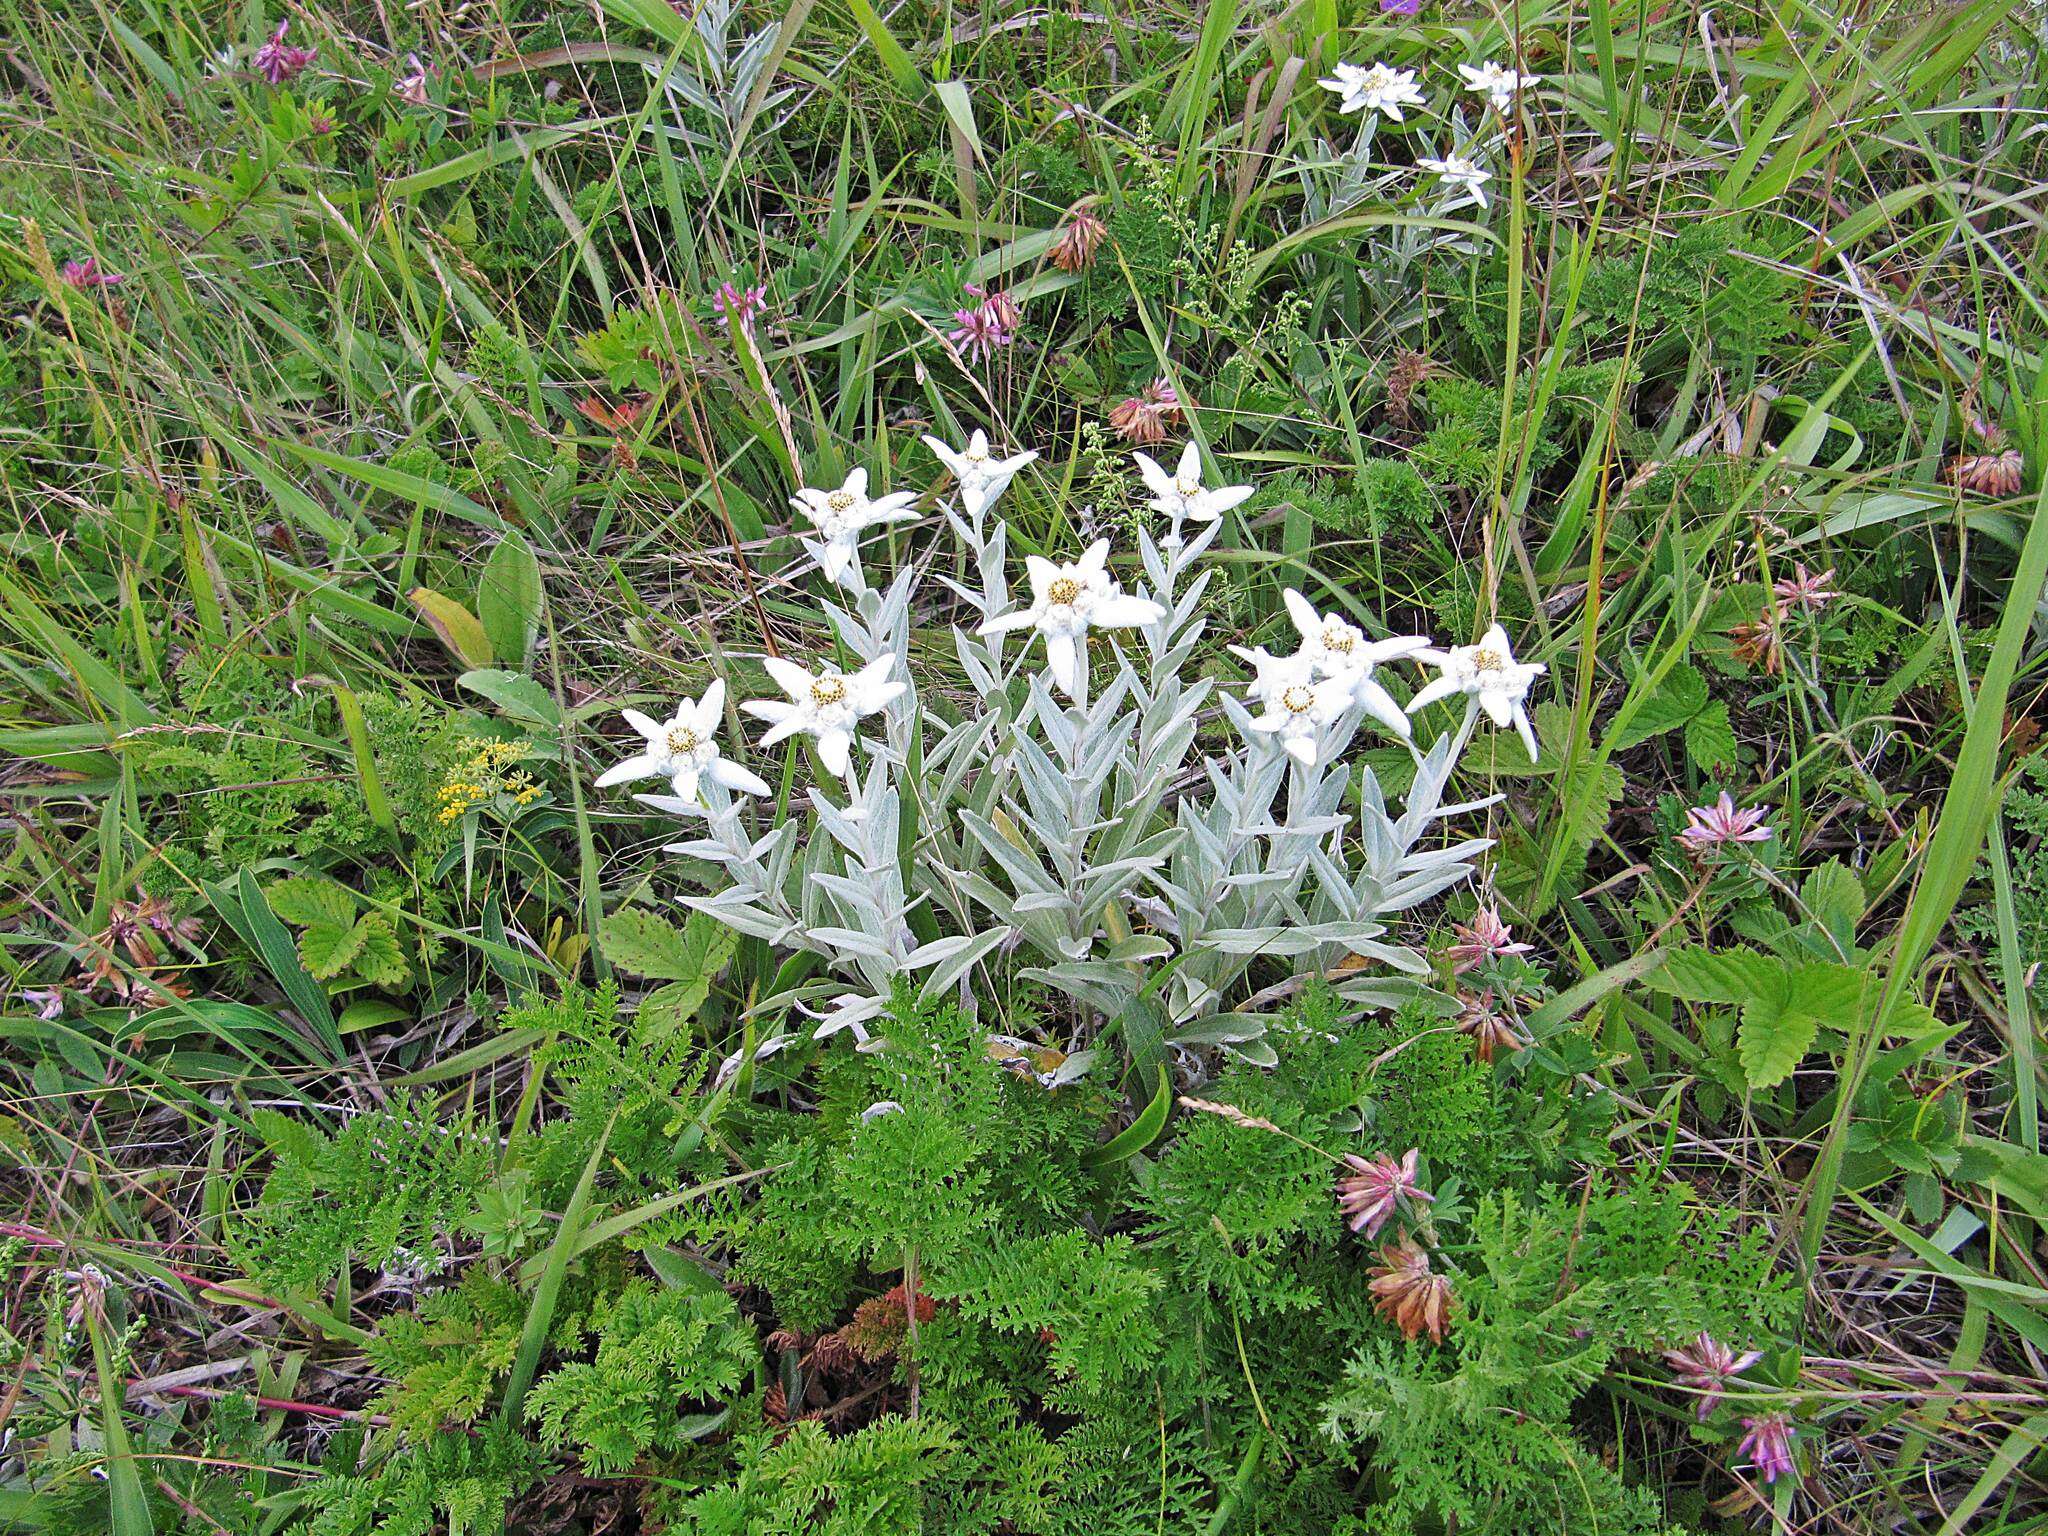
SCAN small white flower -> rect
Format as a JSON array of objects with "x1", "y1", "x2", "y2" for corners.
[
  {"x1": 790, "y1": 468, "x2": 920, "y2": 584},
  {"x1": 1458, "y1": 60, "x2": 1538, "y2": 114},
  {"x1": 1230, "y1": 645, "x2": 1355, "y2": 766},
  {"x1": 979, "y1": 539, "x2": 1164, "y2": 698},
  {"x1": 595, "y1": 682, "x2": 771, "y2": 803},
  {"x1": 1408, "y1": 623, "x2": 1546, "y2": 760},
  {"x1": 1318, "y1": 60, "x2": 1427, "y2": 122},
  {"x1": 1279, "y1": 590, "x2": 1432, "y2": 738},
  {"x1": 922, "y1": 430, "x2": 1038, "y2": 517},
  {"x1": 1132, "y1": 442, "x2": 1254, "y2": 531},
  {"x1": 1417, "y1": 152, "x2": 1492, "y2": 207},
  {"x1": 860, "y1": 1100, "x2": 905, "y2": 1121},
  {"x1": 741, "y1": 655, "x2": 905, "y2": 779}
]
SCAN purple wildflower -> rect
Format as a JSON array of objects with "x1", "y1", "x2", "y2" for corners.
[
  {"x1": 948, "y1": 285, "x2": 1019, "y2": 366},
  {"x1": 1772, "y1": 564, "x2": 1839, "y2": 614},
  {"x1": 1379, "y1": 0, "x2": 1423, "y2": 13},
  {"x1": 253, "y1": 20, "x2": 316, "y2": 85},
  {"x1": 1337, "y1": 1149, "x2": 1433, "y2": 1239},
  {"x1": 1662, "y1": 1332, "x2": 1762, "y2": 1420},
  {"x1": 712, "y1": 281, "x2": 768, "y2": 329},
  {"x1": 60, "y1": 257, "x2": 124, "y2": 289},
  {"x1": 1443, "y1": 907, "x2": 1534, "y2": 973},
  {"x1": 1678, "y1": 791, "x2": 1774, "y2": 856},
  {"x1": 1736, "y1": 1412, "x2": 1796, "y2": 1485},
  {"x1": 395, "y1": 54, "x2": 433, "y2": 105}
]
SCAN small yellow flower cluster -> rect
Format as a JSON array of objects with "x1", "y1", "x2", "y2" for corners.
[{"x1": 435, "y1": 739, "x2": 544, "y2": 824}]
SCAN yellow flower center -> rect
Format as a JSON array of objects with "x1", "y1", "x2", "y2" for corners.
[
  {"x1": 1323, "y1": 625, "x2": 1354, "y2": 654},
  {"x1": 810, "y1": 674, "x2": 848, "y2": 706},
  {"x1": 664, "y1": 725, "x2": 701, "y2": 756},
  {"x1": 1470, "y1": 647, "x2": 1504, "y2": 671},
  {"x1": 1047, "y1": 576, "x2": 1083, "y2": 607},
  {"x1": 1281, "y1": 684, "x2": 1315, "y2": 714},
  {"x1": 827, "y1": 490, "x2": 857, "y2": 513}
]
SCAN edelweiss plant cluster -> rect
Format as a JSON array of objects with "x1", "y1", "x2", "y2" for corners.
[{"x1": 597, "y1": 442, "x2": 1543, "y2": 1074}]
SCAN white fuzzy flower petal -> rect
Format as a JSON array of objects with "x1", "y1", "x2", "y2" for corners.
[{"x1": 595, "y1": 753, "x2": 660, "y2": 787}]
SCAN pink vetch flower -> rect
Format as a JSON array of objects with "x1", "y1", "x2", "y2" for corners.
[
  {"x1": 253, "y1": 20, "x2": 317, "y2": 85},
  {"x1": 712, "y1": 281, "x2": 768, "y2": 330},
  {"x1": 394, "y1": 54, "x2": 433, "y2": 105},
  {"x1": 947, "y1": 284, "x2": 1022, "y2": 366},
  {"x1": 1772, "y1": 564, "x2": 1839, "y2": 614},
  {"x1": 1443, "y1": 906, "x2": 1534, "y2": 974},
  {"x1": 1109, "y1": 378, "x2": 1182, "y2": 445},
  {"x1": 1662, "y1": 1332, "x2": 1762, "y2": 1420},
  {"x1": 1678, "y1": 791, "x2": 1774, "y2": 857},
  {"x1": 1736, "y1": 1412, "x2": 1797, "y2": 1485},
  {"x1": 60, "y1": 257, "x2": 124, "y2": 289},
  {"x1": 1337, "y1": 1149, "x2": 1433, "y2": 1239}
]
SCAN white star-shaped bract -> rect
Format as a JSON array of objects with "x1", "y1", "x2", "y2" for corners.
[
  {"x1": 1133, "y1": 443, "x2": 1254, "y2": 531},
  {"x1": 1230, "y1": 645, "x2": 1355, "y2": 766},
  {"x1": 922, "y1": 430, "x2": 1038, "y2": 517},
  {"x1": 979, "y1": 539, "x2": 1164, "y2": 697},
  {"x1": 790, "y1": 468, "x2": 920, "y2": 584},
  {"x1": 741, "y1": 655, "x2": 905, "y2": 779},
  {"x1": 1417, "y1": 152, "x2": 1493, "y2": 208},
  {"x1": 1458, "y1": 59, "x2": 1538, "y2": 114},
  {"x1": 1318, "y1": 60, "x2": 1427, "y2": 122},
  {"x1": 1280, "y1": 590, "x2": 1432, "y2": 738},
  {"x1": 594, "y1": 681, "x2": 771, "y2": 803},
  {"x1": 1408, "y1": 623, "x2": 1546, "y2": 761}
]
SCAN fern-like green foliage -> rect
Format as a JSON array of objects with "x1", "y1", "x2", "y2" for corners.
[
  {"x1": 525, "y1": 1279, "x2": 756, "y2": 1474},
  {"x1": 302, "y1": 1422, "x2": 544, "y2": 1536},
  {"x1": 232, "y1": 1098, "x2": 494, "y2": 1291},
  {"x1": 364, "y1": 1267, "x2": 525, "y2": 1436},
  {"x1": 1322, "y1": 1181, "x2": 1797, "y2": 1535},
  {"x1": 730, "y1": 988, "x2": 1099, "y2": 1329}
]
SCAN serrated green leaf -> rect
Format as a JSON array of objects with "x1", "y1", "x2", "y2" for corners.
[
  {"x1": 1683, "y1": 701, "x2": 1739, "y2": 770},
  {"x1": 1646, "y1": 945, "x2": 1781, "y2": 1003},
  {"x1": 1737, "y1": 963, "x2": 1864, "y2": 1090},
  {"x1": 1608, "y1": 663, "x2": 1708, "y2": 750},
  {"x1": 1738, "y1": 991, "x2": 1820, "y2": 1090},
  {"x1": 636, "y1": 922, "x2": 741, "y2": 1035},
  {"x1": 353, "y1": 919, "x2": 411, "y2": 989},
  {"x1": 266, "y1": 876, "x2": 355, "y2": 930},
  {"x1": 299, "y1": 919, "x2": 369, "y2": 979},
  {"x1": 600, "y1": 905, "x2": 735, "y2": 984}
]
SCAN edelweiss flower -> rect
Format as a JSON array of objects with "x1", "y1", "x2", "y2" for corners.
[
  {"x1": 979, "y1": 541, "x2": 1163, "y2": 698},
  {"x1": 1337, "y1": 1149, "x2": 1433, "y2": 1239},
  {"x1": 1662, "y1": 1333, "x2": 1762, "y2": 1421},
  {"x1": 1132, "y1": 443, "x2": 1254, "y2": 533},
  {"x1": 1408, "y1": 623, "x2": 1545, "y2": 759},
  {"x1": 595, "y1": 682, "x2": 770, "y2": 804},
  {"x1": 1319, "y1": 61, "x2": 1427, "y2": 121},
  {"x1": 1457, "y1": 59, "x2": 1537, "y2": 114},
  {"x1": 1280, "y1": 590, "x2": 1432, "y2": 738},
  {"x1": 1230, "y1": 646, "x2": 1353, "y2": 765},
  {"x1": 922, "y1": 431, "x2": 1038, "y2": 517},
  {"x1": 1417, "y1": 152, "x2": 1492, "y2": 207},
  {"x1": 742, "y1": 655, "x2": 905, "y2": 779},
  {"x1": 790, "y1": 468, "x2": 920, "y2": 584}
]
